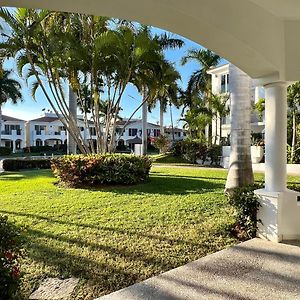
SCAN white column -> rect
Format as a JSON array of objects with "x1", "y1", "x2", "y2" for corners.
[
  {"x1": 264, "y1": 82, "x2": 287, "y2": 192},
  {"x1": 12, "y1": 140, "x2": 16, "y2": 153}
]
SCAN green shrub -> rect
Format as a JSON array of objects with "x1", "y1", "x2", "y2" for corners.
[
  {"x1": 227, "y1": 184, "x2": 261, "y2": 240},
  {"x1": 207, "y1": 145, "x2": 222, "y2": 165},
  {"x1": 2, "y1": 159, "x2": 51, "y2": 171},
  {"x1": 153, "y1": 135, "x2": 170, "y2": 154},
  {"x1": 51, "y1": 154, "x2": 152, "y2": 187},
  {"x1": 0, "y1": 147, "x2": 12, "y2": 156},
  {"x1": 0, "y1": 215, "x2": 23, "y2": 300},
  {"x1": 172, "y1": 140, "x2": 208, "y2": 164},
  {"x1": 23, "y1": 145, "x2": 53, "y2": 153}
]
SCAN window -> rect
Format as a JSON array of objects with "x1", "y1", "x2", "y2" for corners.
[
  {"x1": 153, "y1": 129, "x2": 160, "y2": 137},
  {"x1": 220, "y1": 74, "x2": 229, "y2": 93},
  {"x1": 35, "y1": 125, "x2": 46, "y2": 135},
  {"x1": 89, "y1": 127, "x2": 96, "y2": 136},
  {"x1": 147, "y1": 129, "x2": 151, "y2": 136},
  {"x1": 129, "y1": 128, "x2": 138, "y2": 136}
]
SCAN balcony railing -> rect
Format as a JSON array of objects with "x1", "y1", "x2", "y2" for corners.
[{"x1": 1, "y1": 129, "x2": 22, "y2": 136}]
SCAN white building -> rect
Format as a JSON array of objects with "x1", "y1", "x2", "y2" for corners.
[
  {"x1": 115, "y1": 119, "x2": 185, "y2": 150},
  {"x1": 0, "y1": 113, "x2": 187, "y2": 152},
  {"x1": 0, "y1": 115, "x2": 26, "y2": 152},
  {"x1": 207, "y1": 63, "x2": 265, "y2": 144},
  {"x1": 26, "y1": 112, "x2": 98, "y2": 148}
]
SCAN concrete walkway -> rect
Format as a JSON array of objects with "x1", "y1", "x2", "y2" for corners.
[{"x1": 97, "y1": 238, "x2": 300, "y2": 300}]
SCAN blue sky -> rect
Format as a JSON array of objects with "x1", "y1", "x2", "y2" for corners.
[{"x1": 1, "y1": 21, "x2": 224, "y2": 127}]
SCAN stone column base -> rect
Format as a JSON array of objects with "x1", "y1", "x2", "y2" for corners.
[{"x1": 255, "y1": 189, "x2": 300, "y2": 242}]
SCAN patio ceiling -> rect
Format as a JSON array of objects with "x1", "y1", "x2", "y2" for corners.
[{"x1": 2, "y1": 0, "x2": 300, "y2": 81}]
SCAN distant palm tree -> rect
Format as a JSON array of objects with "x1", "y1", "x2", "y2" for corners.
[
  {"x1": 181, "y1": 49, "x2": 220, "y2": 94},
  {"x1": 0, "y1": 64, "x2": 22, "y2": 147},
  {"x1": 287, "y1": 82, "x2": 300, "y2": 162},
  {"x1": 181, "y1": 49, "x2": 220, "y2": 143}
]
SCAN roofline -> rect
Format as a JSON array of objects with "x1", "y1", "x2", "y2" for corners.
[{"x1": 207, "y1": 63, "x2": 229, "y2": 75}]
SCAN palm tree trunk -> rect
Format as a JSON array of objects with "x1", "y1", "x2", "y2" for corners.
[
  {"x1": 160, "y1": 100, "x2": 164, "y2": 135},
  {"x1": 170, "y1": 103, "x2": 175, "y2": 142},
  {"x1": 0, "y1": 105, "x2": 2, "y2": 149},
  {"x1": 67, "y1": 85, "x2": 77, "y2": 154},
  {"x1": 142, "y1": 93, "x2": 148, "y2": 155},
  {"x1": 291, "y1": 111, "x2": 297, "y2": 162},
  {"x1": 225, "y1": 64, "x2": 254, "y2": 190},
  {"x1": 0, "y1": 104, "x2": 2, "y2": 147}
]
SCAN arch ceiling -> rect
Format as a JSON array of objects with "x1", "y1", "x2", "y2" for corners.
[{"x1": 2, "y1": 0, "x2": 300, "y2": 81}]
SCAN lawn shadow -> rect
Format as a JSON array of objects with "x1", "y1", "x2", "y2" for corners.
[
  {"x1": 0, "y1": 170, "x2": 54, "y2": 181},
  {"x1": 79, "y1": 174, "x2": 225, "y2": 195}
]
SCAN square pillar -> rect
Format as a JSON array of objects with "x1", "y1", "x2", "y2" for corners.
[{"x1": 255, "y1": 81, "x2": 300, "y2": 242}]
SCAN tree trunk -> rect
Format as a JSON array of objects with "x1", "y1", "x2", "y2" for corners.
[
  {"x1": 142, "y1": 95, "x2": 148, "y2": 155},
  {"x1": 225, "y1": 64, "x2": 254, "y2": 190},
  {"x1": 67, "y1": 85, "x2": 77, "y2": 155},
  {"x1": 160, "y1": 100, "x2": 164, "y2": 135},
  {"x1": 219, "y1": 115, "x2": 222, "y2": 145},
  {"x1": 291, "y1": 111, "x2": 296, "y2": 163},
  {"x1": 0, "y1": 105, "x2": 2, "y2": 148},
  {"x1": 170, "y1": 103, "x2": 175, "y2": 142}
]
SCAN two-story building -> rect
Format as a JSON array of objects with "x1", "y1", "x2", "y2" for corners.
[
  {"x1": 26, "y1": 112, "x2": 98, "y2": 148},
  {"x1": 0, "y1": 115, "x2": 26, "y2": 152},
  {"x1": 207, "y1": 63, "x2": 265, "y2": 144}
]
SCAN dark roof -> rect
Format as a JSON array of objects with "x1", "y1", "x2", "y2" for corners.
[
  {"x1": 2, "y1": 115, "x2": 25, "y2": 122},
  {"x1": 30, "y1": 116, "x2": 59, "y2": 122},
  {"x1": 127, "y1": 136, "x2": 142, "y2": 144}
]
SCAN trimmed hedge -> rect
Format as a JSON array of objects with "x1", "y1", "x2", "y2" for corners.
[
  {"x1": 0, "y1": 147, "x2": 12, "y2": 156},
  {"x1": 2, "y1": 159, "x2": 51, "y2": 171},
  {"x1": 51, "y1": 154, "x2": 152, "y2": 187}
]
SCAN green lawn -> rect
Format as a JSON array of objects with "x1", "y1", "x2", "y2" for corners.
[{"x1": 1, "y1": 167, "x2": 299, "y2": 299}]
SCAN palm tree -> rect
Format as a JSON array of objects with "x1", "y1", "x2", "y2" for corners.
[
  {"x1": 225, "y1": 64, "x2": 254, "y2": 190},
  {"x1": 181, "y1": 49, "x2": 220, "y2": 143},
  {"x1": 132, "y1": 28, "x2": 183, "y2": 155},
  {"x1": 287, "y1": 82, "x2": 300, "y2": 162},
  {"x1": 0, "y1": 64, "x2": 22, "y2": 148},
  {"x1": 210, "y1": 93, "x2": 230, "y2": 144}
]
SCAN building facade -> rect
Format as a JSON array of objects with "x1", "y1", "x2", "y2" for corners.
[
  {"x1": 0, "y1": 113, "x2": 185, "y2": 153},
  {"x1": 0, "y1": 115, "x2": 26, "y2": 152},
  {"x1": 207, "y1": 63, "x2": 265, "y2": 144}
]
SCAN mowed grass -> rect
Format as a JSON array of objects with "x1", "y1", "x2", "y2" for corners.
[{"x1": 1, "y1": 167, "x2": 299, "y2": 299}]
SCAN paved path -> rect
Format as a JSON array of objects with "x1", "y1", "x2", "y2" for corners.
[
  {"x1": 153, "y1": 163, "x2": 300, "y2": 176},
  {"x1": 97, "y1": 238, "x2": 300, "y2": 300}
]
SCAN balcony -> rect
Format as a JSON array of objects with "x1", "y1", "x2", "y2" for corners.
[
  {"x1": 33, "y1": 130, "x2": 66, "y2": 140},
  {"x1": 1, "y1": 129, "x2": 23, "y2": 138}
]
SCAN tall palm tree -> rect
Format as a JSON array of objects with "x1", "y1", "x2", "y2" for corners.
[
  {"x1": 287, "y1": 82, "x2": 300, "y2": 162},
  {"x1": 147, "y1": 60, "x2": 181, "y2": 136},
  {"x1": 0, "y1": 64, "x2": 22, "y2": 147},
  {"x1": 181, "y1": 49, "x2": 220, "y2": 143},
  {"x1": 210, "y1": 93, "x2": 230, "y2": 144},
  {"x1": 132, "y1": 27, "x2": 183, "y2": 155},
  {"x1": 225, "y1": 64, "x2": 254, "y2": 190}
]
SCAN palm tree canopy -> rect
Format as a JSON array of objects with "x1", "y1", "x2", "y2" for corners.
[
  {"x1": 0, "y1": 67, "x2": 22, "y2": 105},
  {"x1": 181, "y1": 49, "x2": 220, "y2": 94}
]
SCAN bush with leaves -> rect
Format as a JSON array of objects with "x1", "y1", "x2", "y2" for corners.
[
  {"x1": 51, "y1": 154, "x2": 152, "y2": 187},
  {"x1": 0, "y1": 147, "x2": 12, "y2": 156},
  {"x1": 3, "y1": 158, "x2": 51, "y2": 171},
  {"x1": 227, "y1": 184, "x2": 261, "y2": 240},
  {"x1": 207, "y1": 145, "x2": 222, "y2": 165},
  {"x1": 153, "y1": 135, "x2": 170, "y2": 154},
  {"x1": 0, "y1": 215, "x2": 23, "y2": 300}
]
